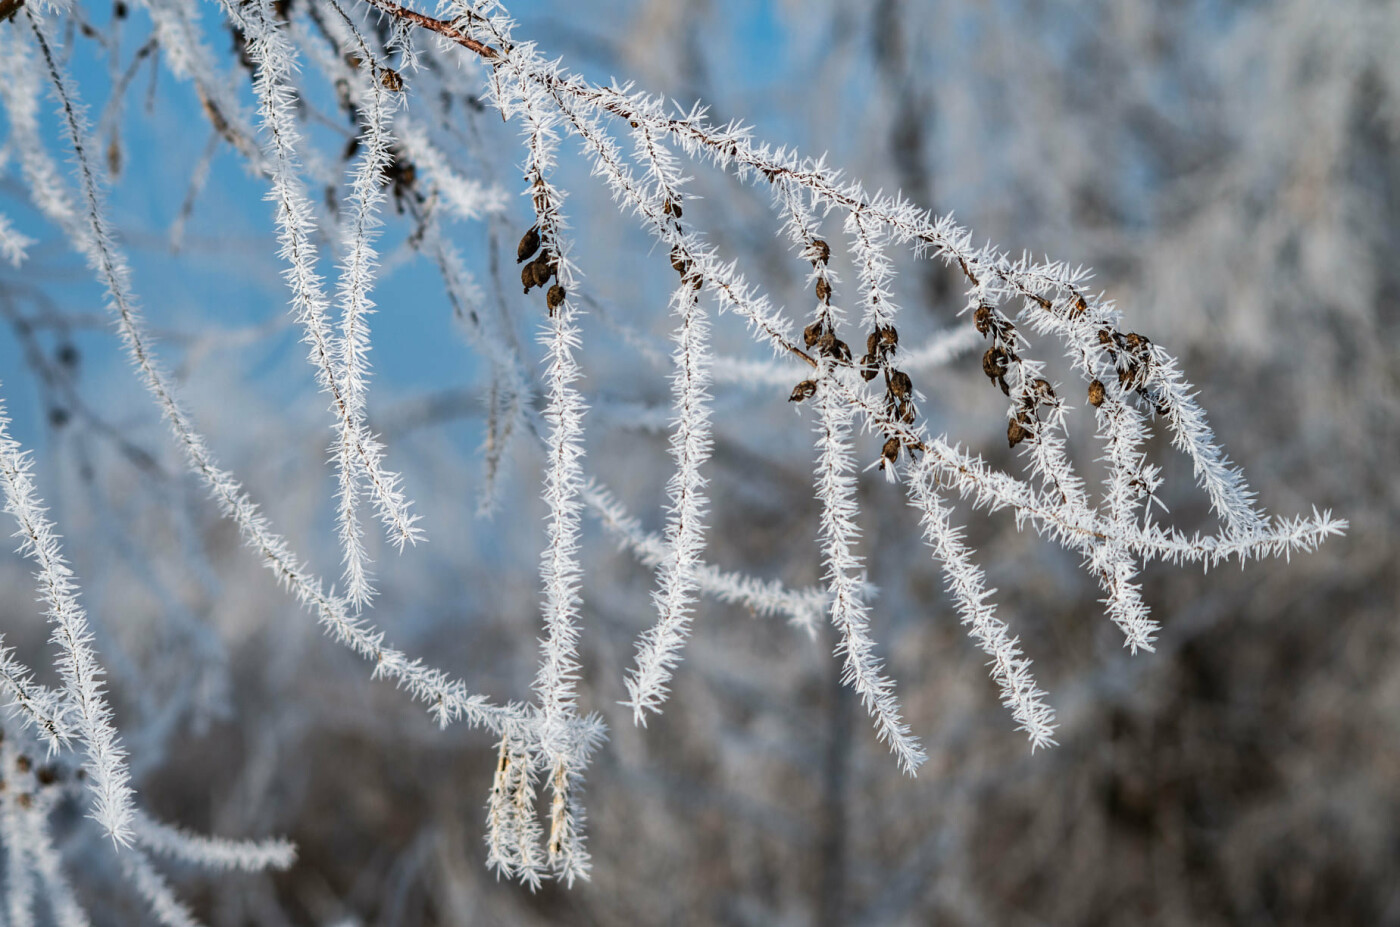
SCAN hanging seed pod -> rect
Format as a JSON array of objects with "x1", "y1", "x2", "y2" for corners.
[
  {"x1": 664, "y1": 199, "x2": 682, "y2": 218},
  {"x1": 1031, "y1": 378, "x2": 1055, "y2": 402},
  {"x1": 670, "y1": 246, "x2": 689, "y2": 275},
  {"x1": 532, "y1": 256, "x2": 556, "y2": 289},
  {"x1": 867, "y1": 331, "x2": 880, "y2": 355},
  {"x1": 547, "y1": 284, "x2": 566, "y2": 313},
  {"x1": 898, "y1": 399, "x2": 916, "y2": 424},
  {"x1": 380, "y1": 68, "x2": 403, "y2": 92},
  {"x1": 804, "y1": 321, "x2": 827, "y2": 348},
  {"x1": 890, "y1": 369, "x2": 913, "y2": 400},
  {"x1": 982, "y1": 347, "x2": 1009, "y2": 381},
  {"x1": 860, "y1": 353, "x2": 880, "y2": 381},
  {"x1": 1008, "y1": 418, "x2": 1029, "y2": 448},
  {"x1": 34, "y1": 766, "x2": 58, "y2": 787},
  {"x1": 881, "y1": 437, "x2": 901, "y2": 465},
  {"x1": 521, "y1": 262, "x2": 536, "y2": 294},
  {"x1": 1123, "y1": 332, "x2": 1150, "y2": 354},
  {"x1": 516, "y1": 226, "x2": 541, "y2": 264},
  {"x1": 974, "y1": 304, "x2": 994, "y2": 335},
  {"x1": 815, "y1": 277, "x2": 832, "y2": 303},
  {"x1": 1072, "y1": 294, "x2": 1089, "y2": 315},
  {"x1": 790, "y1": 380, "x2": 818, "y2": 403},
  {"x1": 811, "y1": 239, "x2": 831, "y2": 264},
  {"x1": 879, "y1": 325, "x2": 898, "y2": 348},
  {"x1": 1088, "y1": 379, "x2": 1106, "y2": 407},
  {"x1": 1098, "y1": 330, "x2": 1116, "y2": 347}
]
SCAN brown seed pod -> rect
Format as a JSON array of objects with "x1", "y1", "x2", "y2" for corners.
[
  {"x1": 1031, "y1": 378, "x2": 1055, "y2": 402},
  {"x1": 1072, "y1": 294, "x2": 1089, "y2": 315},
  {"x1": 878, "y1": 325, "x2": 898, "y2": 347},
  {"x1": 1008, "y1": 419, "x2": 1029, "y2": 448},
  {"x1": 379, "y1": 68, "x2": 403, "y2": 92},
  {"x1": 818, "y1": 333, "x2": 850, "y2": 363},
  {"x1": 35, "y1": 766, "x2": 58, "y2": 787},
  {"x1": 670, "y1": 246, "x2": 689, "y2": 275},
  {"x1": 897, "y1": 399, "x2": 916, "y2": 424},
  {"x1": 890, "y1": 369, "x2": 913, "y2": 399},
  {"x1": 804, "y1": 321, "x2": 827, "y2": 348},
  {"x1": 1088, "y1": 379, "x2": 1106, "y2": 407},
  {"x1": 815, "y1": 277, "x2": 832, "y2": 303},
  {"x1": 517, "y1": 226, "x2": 540, "y2": 264},
  {"x1": 1123, "y1": 332, "x2": 1150, "y2": 353},
  {"x1": 789, "y1": 380, "x2": 818, "y2": 403},
  {"x1": 982, "y1": 347, "x2": 1009, "y2": 380},
  {"x1": 811, "y1": 239, "x2": 831, "y2": 264},
  {"x1": 974, "y1": 305, "x2": 996, "y2": 334},
  {"x1": 860, "y1": 353, "x2": 880, "y2": 381},
  {"x1": 1098, "y1": 330, "x2": 1115, "y2": 347},
  {"x1": 547, "y1": 284, "x2": 566, "y2": 313},
  {"x1": 867, "y1": 331, "x2": 880, "y2": 355},
  {"x1": 882, "y1": 436, "x2": 901, "y2": 464},
  {"x1": 532, "y1": 256, "x2": 556, "y2": 289},
  {"x1": 664, "y1": 199, "x2": 683, "y2": 218},
  {"x1": 521, "y1": 262, "x2": 536, "y2": 294}
]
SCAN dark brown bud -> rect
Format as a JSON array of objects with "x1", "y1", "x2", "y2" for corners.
[
  {"x1": 521, "y1": 262, "x2": 536, "y2": 294},
  {"x1": 811, "y1": 239, "x2": 831, "y2": 264},
  {"x1": 890, "y1": 369, "x2": 913, "y2": 399},
  {"x1": 804, "y1": 321, "x2": 827, "y2": 348},
  {"x1": 664, "y1": 199, "x2": 682, "y2": 218},
  {"x1": 897, "y1": 399, "x2": 916, "y2": 424},
  {"x1": 860, "y1": 353, "x2": 880, "y2": 381},
  {"x1": 1088, "y1": 379, "x2": 1106, "y2": 407},
  {"x1": 882, "y1": 436, "x2": 901, "y2": 463},
  {"x1": 1008, "y1": 419, "x2": 1029, "y2": 448},
  {"x1": 879, "y1": 325, "x2": 898, "y2": 347},
  {"x1": 547, "y1": 284, "x2": 566, "y2": 312},
  {"x1": 516, "y1": 226, "x2": 540, "y2": 263},
  {"x1": 867, "y1": 331, "x2": 880, "y2": 355},
  {"x1": 815, "y1": 277, "x2": 832, "y2": 303},
  {"x1": 1031, "y1": 378, "x2": 1055, "y2": 402},
  {"x1": 380, "y1": 68, "x2": 403, "y2": 92},
  {"x1": 1098, "y1": 330, "x2": 1115, "y2": 347},
  {"x1": 1072, "y1": 295, "x2": 1089, "y2": 315},
  {"x1": 35, "y1": 766, "x2": 58, "y2": 786},
  {"x1": 790, "y1": 380, "x2": 818, "y2": 403},
  {"x1": 113, "y1": 0, "x2": 128, "y2": 18}
]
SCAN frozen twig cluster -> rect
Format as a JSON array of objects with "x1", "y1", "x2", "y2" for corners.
[{"x1": 0, "y1": 0, "x2": 1344, "y2": 903}]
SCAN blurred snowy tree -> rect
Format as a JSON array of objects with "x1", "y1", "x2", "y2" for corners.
[{"x1": 0, "y1": 0, "x2": 1381, "y2": 923}]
